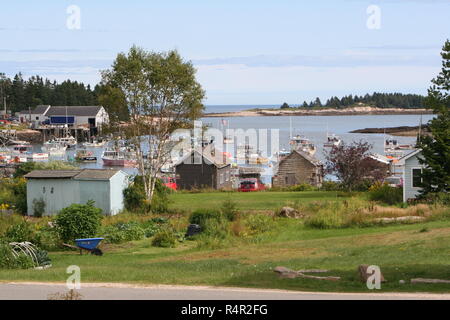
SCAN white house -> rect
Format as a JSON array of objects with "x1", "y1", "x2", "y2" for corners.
[
  {"x1": 20, "y1": 105, "x2": 109, "y2": 128},
  {"x1": 24, "y1": 169, "x2": 129, "y2": 216},
  {"x1": 400, "y1": 149, "x2": 425, "y2": 202}
]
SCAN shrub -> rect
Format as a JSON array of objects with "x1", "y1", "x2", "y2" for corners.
[
  {"x1": 0, "y1": 241, "x2": 35, "y2": 269},
  {"x1": 55, "y1": 201, "x2": 103, "y2": 242},
  {"x1": 32, "y1": 198, "x2": 46, "y2": 217},
  {"x1": 220, "y1": 199, "x2": 239, "y2": 221},
  {"x1": 123, "y1": 176, "x2": 171, "y2": 214},
  {"x1": 33, "y1": 227, "x2": 60, "y2": 251},
  {"x1": 244, "y1": 214, "x2": 275, "y2": 235},
  {"x1": 320, "y1": 181, "x2": 342, "y2": 191},
  {"x1": 368, "y1": 182, "x2": 403, "y2": 205},
  {"x1": 289, "y1": 183, "x2": 315, "y2": 192},
  {"x1": 151, "y1": 229, "x2": 177, "y2": 248},
  {"x1": 189, "y1": 209, "x2": 222, "y2": 230},
  {"x1": 5, "y1": 222, "x2": 33, "y2": 242},
  {"x1": 103, "y1": 222, "x2": 145, "y2": 244}
]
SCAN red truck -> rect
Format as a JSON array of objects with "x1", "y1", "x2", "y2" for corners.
[
  {"x1": 238, "y1": 178, "x2": 266, "y2": 192},
  {"x1": 160, "y1": 176, "x2": 177, "y2": 191}
]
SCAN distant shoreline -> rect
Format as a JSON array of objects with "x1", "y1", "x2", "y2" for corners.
[{"x1": 202, "y1": 106, "x2": 432, "y2": 118}]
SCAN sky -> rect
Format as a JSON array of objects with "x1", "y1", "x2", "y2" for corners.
[{"x1": 0, "y1": 0, "x2": 449, "y2": 105}]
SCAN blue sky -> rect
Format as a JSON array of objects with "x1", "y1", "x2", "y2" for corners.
[{"x1": 1, "y1": 0, "x2": 449, "y2": 105}]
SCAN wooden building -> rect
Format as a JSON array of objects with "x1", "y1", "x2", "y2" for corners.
[
  {"x1": 175, "y1": 147, "x2": 232, "y2": 190},
  {"x1": 272, "y1": 150, "x2": 323, "y2": 187}
]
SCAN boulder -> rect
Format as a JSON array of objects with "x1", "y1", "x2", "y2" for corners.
[{"x1": 278, "y1": 207, "x2": 303, "y2": 219}]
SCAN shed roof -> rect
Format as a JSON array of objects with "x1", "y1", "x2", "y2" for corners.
[
  {"x1": 24, "y1": 170, "x2": 81, "y2": 179},
  {"x1": 74, "y1": 169, "x2": 121, "y2": 180},
  {"x1": 24, "y1": 169, "x2": 122, "y2": 180},
  {"x1": 29, "y1": 105, "x2": 51, "y2": 115},
  {"x1": 45, "y1": 106, "x2": 103, "y2": 117}
]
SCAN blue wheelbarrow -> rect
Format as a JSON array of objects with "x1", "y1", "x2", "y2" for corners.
[{"x1": 63, "y1": 238, "x2": 104, "y2": 256}]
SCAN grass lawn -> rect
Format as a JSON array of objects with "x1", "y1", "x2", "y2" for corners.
[
  {"x1": 169, "y1": 191, "x2": 348, "y2": 212},
  {"x1": 1, "y1": 218, "x2": 450, "y2": 293}
]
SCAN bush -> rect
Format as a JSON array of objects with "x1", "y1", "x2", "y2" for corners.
[
  {"x1": 55, "y1": 201, "x2": 102, "y2": 242},
  {"x1": 32, "y1": 198, "x2": 46, "y2": 217},
  {"x1": 244, "y1": 214, "x2": 275, "y2": 235},
  {"x1": 368, "y1": 182, "x2": 403, "y2": 205},
  {"x1": 103, "y1": 222, "x2": 145, "y2": 244},
  {"x1": 0, "y1": 241, "x2": 35, "y2": 269},
  {"x1": 151, "y1": 229, "x2": 177, "y2": 248},
  {"x1": 289, "y1": 183, "x2": 315, "y2": 192},
  {"x1": 220, "y1": 199, "x2": 239, "y2": 221},
  {"x1": 420, "y1": 192, "x2": 450, "y2": 206},
  {"x1": 5, "y1": 222, "x2": 33, "y2": 242},
  {"x1": 123, "y1": 176, "x2": 171, "y2": 214},
  {"x1": 189, "y1": 209, "x2": 222, "y2": 230},
  {"x1": 320, "y1": 181, "x2": 342, "y2": 191}
]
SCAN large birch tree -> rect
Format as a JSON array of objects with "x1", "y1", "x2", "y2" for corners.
[{"x1": 101, "y1": 46, "x2": 205, "y2": 204}]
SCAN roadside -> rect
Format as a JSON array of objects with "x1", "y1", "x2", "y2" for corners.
[{"x1": 1, "y1": 282, "x2": 450, "y2": 300}]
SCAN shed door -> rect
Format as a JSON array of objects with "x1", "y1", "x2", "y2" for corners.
[{"x1": 286, "y1": 173, "x2": 297, "y2": 185}]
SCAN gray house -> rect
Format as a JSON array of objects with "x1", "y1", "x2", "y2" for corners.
[
  {"x1": 401, "y1": 149, "x2": 425, "y2": 202},
  {"x1": 24, "y1": 169, "x2": 128, "y2": 216}
]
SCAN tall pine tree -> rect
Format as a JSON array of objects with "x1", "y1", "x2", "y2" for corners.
[{"x1": 417, "y1": 39, "x2": 450, "y2": 195}]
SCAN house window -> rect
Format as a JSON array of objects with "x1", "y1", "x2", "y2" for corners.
[
  {"x1": 412, "y1": 168, "x2": 422, "y2": 188},
  {"x1": 42, "y1": 187, "x2": 46, "y2": 193},
  {"x1": 220, "y1": 173, "x2": 224, "y2": 184},
  {"x1": 51, "y1": 187, "x2": 54, "y2": 194},
  {"x1": 36, "y1": 116, "x2": 39, "y2": 120}
]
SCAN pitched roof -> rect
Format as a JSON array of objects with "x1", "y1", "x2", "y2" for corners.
[
  {"x1": 174, "y1": 146, "x2": 231, "y2": 168},
  {"x1": 398, "y1": 149, "x2": 422, "y2": 163},
  {"x1": 24, "y1": 169, "x2": 122, "y2": 180},
  {"x1": 74, "y1": 169, "x2": 121, "y2": 180},
  {"x1": 24, "y1": 170, "x2": 81, "y2": 179},
  {"x1": 45, "y1": 106, "x2": 103, "y2": 117},
  {"x1": 30, "y1": 105, "x2": 51, "y2": 115},
  {"x1": 291, "y1": 149, "x2": 322, "y2": 166}
]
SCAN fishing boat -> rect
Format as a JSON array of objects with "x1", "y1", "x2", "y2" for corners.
[
  {"x1": 101, "y1": 147, "x2": 137, "y2": 167},
  {"x1": 47, "y1": 135, "x2": 77, "y2": 149},
  {"x1": 75, "y1": 149, "x2": 97, "y2": 163},
  {"x1": 42, "y1": 141, "x2": 67, "y2": 156},
  {"x1": 83, "y1": 139, "x2": 106, "y2": 148},
  {"x1": 323, "y1": 133, "x2": 342, "y2": 148},
  {"x1": 290, "y1": 135, "x2": 316, "y2": 156},
  {"x1": 10, "y1": 144, "x2": 48, "y2": 162}
]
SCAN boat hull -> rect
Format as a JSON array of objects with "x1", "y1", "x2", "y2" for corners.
[{"x1": 102, "y1": 158, "x2": 137, "y2": 167}]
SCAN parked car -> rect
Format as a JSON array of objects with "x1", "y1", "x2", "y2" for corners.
[
  {"x1": 383, "y1": 175, "x2": 403, "y2": 188},
  {"x1": 238, "y1": 178, "x2": 266, "y2": 192}
]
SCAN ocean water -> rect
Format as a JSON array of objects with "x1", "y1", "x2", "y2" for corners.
[{"x1": 34, "y1": 113, "x2": 433, "y2": 183}]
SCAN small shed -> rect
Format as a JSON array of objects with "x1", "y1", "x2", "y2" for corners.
[
  {"x1": 24, "y1": 169, "x2": 128, "y2": 216},
  {"x1": 272, "y1": 150, "x2": 323, "y2": 187},
  {"x1": 175, "y1": 147, "x2": 232, "y2": 190},
  {"x1": 400, "y1": 149, "x2": 424, "y2": 202}
]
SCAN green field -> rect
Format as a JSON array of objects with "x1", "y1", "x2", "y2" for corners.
[
  {"x1": 169, "y1": 191, "x2": 347, "y2": 212},
  {"x1": 1, "y1": 217, "x2": 450, "y2": 293}
]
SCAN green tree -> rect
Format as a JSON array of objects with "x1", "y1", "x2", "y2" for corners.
[
  {"x1": 417, "y1": 40, "x2": 450, "y2": 195},
  {"x1": 102, "y1": 46, "x2": 205, "y2": 203}
]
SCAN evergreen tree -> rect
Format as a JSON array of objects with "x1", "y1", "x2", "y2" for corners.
[{"x1": 417, "y1": 40, "x2": 450, "y2": 195}]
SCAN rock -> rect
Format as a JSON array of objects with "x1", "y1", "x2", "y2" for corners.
[
  {"x1": 411, "y1": 278, "x2": 450, "y2": 284},
  {"x1": 358, "y1": 264, "x2": 386, "y2": 283},
  {"x1": 374, "y1": 216, "x2": 426, "y2": 224},
  {"x1": 278, "y1": 207, "x2": 303, "y2": 219}
]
